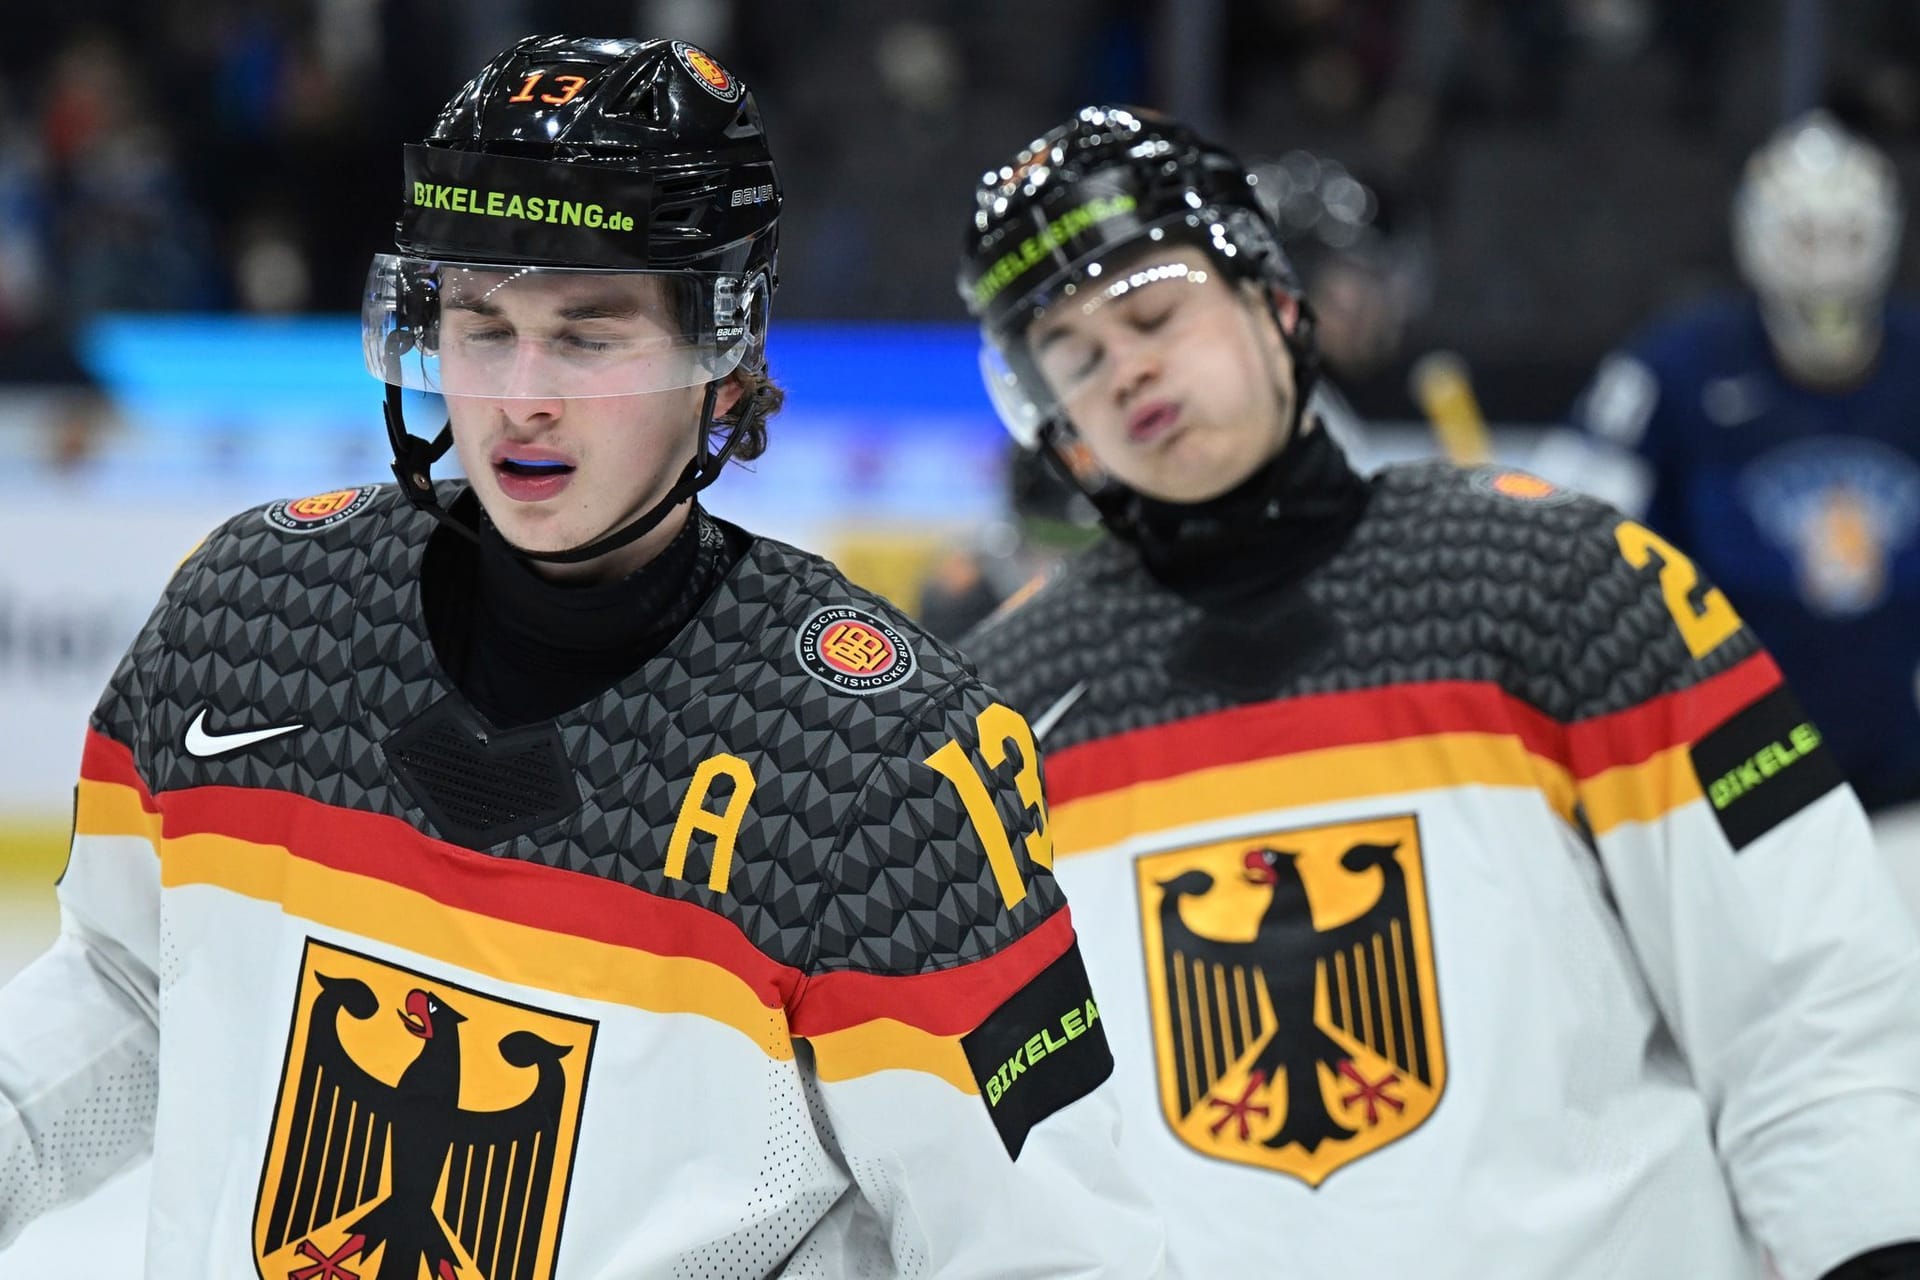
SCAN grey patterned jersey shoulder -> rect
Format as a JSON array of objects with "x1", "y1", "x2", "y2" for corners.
[
  {"x1": 960, "y1": 463, "x2": 1758, "y2": 752},
  {"x1": 94, "y1": 485, "x2": 1055, "y2": 976}
]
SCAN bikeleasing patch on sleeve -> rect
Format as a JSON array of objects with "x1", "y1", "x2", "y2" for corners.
[
  {"x1": 1690, "y1": 683, "x2": 1846, "y2": 850},
  {"x1": 962, "y1": 940, "x2": 1114, "y2": 1159}
]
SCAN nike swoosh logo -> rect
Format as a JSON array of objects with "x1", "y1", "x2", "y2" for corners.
[
  {"x1": 183, "y1": 708, "x2": 304, "y2": 759},
  {"x1": 1031, "y1": 681, "x2": 1089, "y2": 743}
]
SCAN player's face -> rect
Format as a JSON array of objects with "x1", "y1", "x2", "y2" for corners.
[
  {"x1": 1026, "y1": 244, "x2": 1298, "y2": 503},
  {"x1": 442, "y1": 271, "x2": 742, "y2": 581}
]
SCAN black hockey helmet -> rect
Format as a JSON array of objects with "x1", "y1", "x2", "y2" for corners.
[
  {"x1": 956, "y1": 107, "x2": 1317, "y2": 532},
  {"x1": 365, "y1": 35, "x2": 782, "y2": 563}
]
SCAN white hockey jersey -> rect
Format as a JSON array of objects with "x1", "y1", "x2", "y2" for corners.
[
  {"x1": 965, "y1": 462, "x2": 1920, "y2": 1280},
  {"x1": 0, "y1": 486, "x2": 1164, "y2": 1278}
]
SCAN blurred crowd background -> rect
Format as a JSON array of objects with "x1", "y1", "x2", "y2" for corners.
[
  {"x1": 4, "y1": 0, "x2": 1920, "y2": 832},
  {"x1": 3, "y1": 1, "x2": 1918, "y2": 403}
]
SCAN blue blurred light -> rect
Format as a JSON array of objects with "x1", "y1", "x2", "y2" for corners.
[{"x1": 76, "y1": 314, "x2": 1000, "y2": 433}]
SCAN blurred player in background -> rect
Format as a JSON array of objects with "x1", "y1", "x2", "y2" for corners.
[
  {"x1": 957, "y1": 103, "x2": 1920, "y2": 1279},
  {"x1": 1251, "y1": 150, "x2": 1435, "y2": 450},
  {"x1": 1254, "y1": 151, "x2": 1512, "y2": 473},
  {"x1": 1565, "y1": 111, "x2": 1920, "y2": 814},
  {"x1": 0, "y1": 34, "x2": 1162, "y2": 1276},
  {"x1": 915, "y1": 442, "x2": 1102, "y2": 641},
  {"x1": 918, "y1": 152, "x2": 1431, "y2": 645},
  {"x1": 918, "y1": 152, "x2": 1436, "y2": 647}
]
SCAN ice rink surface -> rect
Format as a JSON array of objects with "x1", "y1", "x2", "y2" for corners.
[{"x1": 4, "y1": 816, "x2": 1920, "y2": 1275}]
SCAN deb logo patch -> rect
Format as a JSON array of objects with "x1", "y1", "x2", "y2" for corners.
[
  {"x1": 1690, "y1": 684, "x2": 1845, "y2": 850},
  {"x1": 961, "y1": 942, "x2": 1114, "y2": 1159},
  {"x1": 673, "y1": 41, "x2": 743, "y2": 103},
  {"x1": 1136, "y1": 813, "x2": 1445, "y2": 1187},
  {"x1": 796, "y1": 606, "x2": 915, "y2": 695},
  {"x1": 264, "y1": 486, "x2": 374, "y2": 534},
  {"x1": 254, "y1": 940, "x2": 596, "y2": 1280}
]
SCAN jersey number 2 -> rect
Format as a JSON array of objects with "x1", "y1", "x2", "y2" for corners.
[
  {"x1": 925, "y1": 704, "x2": 1054, "y2": 910},
  {"x1": 1614, "y1": 520, "x2": 1742, "y2": 659}
]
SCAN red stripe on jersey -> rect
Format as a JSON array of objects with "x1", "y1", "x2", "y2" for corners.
[
  {"x1": 791, "y1": 908, "x2": 1078, "y2": 1038},
  {"x1": 1564, "y1": 652, "x2": 1782, "y2": 778},
  {"x1": 80, "y1": 730, "x2": 159, "y2": 808},
  {"x1": 1045, "y1": 681, "x2": 1568, "y2": 807},
  {"x1": 156, "y1": 780, "x2": 801, "y2": 1010}
]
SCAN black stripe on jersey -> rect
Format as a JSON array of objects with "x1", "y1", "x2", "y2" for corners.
[
  {"x1": 1690, "y1": 684, "x2": 1845, "y2": 851},
  {"x1": 961, "y1": 942, "x2": 1114, "y2": 1160}
]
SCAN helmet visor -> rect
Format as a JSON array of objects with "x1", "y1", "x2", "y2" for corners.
[
  {"x1": 977, "y1": 250, "x2": 1220, "y2": 442},
  {"x1": 362, "y1": 254, "x2": 766, "y2": 399}
]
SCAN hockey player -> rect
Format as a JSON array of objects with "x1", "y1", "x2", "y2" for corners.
[
  {"x1": 0, "y1": 39, "x2": 1165, "y2": 1277},
  {"x1": 956, "y1": 105, "x2": 1920, "y2": 1279},
  {"x1": 914, "y1": 444, "x2": 1101, "y2": 642},
  {"x1": 1563, "y1": 111, "x2": 1920, "y2": 815}
]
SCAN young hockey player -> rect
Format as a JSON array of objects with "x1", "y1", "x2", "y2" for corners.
[
  {"x1": 0, "y1": 40, "x2": 1162, "y2": 1277},
  {"x1": 958, "y1": 104, "x2": 1920, "y2": 1280}
]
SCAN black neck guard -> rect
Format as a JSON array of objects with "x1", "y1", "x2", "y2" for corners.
[
  {"x1": 423, "y1": 493, "x2": 745, "y2": 728},
  {"x1": 1129, "y1": 422, "x2": 1370, "y2": 607}
]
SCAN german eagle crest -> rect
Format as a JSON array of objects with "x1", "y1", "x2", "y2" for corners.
[
  {"x1": 1135, "y1": 814, "x2": 1445, "y2": 1186},
  {"x1": 253, "y1": 941, "x2": 596, "y2": 1279}
]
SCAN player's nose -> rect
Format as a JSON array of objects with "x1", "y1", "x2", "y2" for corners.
[
  {"x1": 1109, "y1": 330, "x2": 1162, "y2": 407},
  {"x1": 498, "y1": 389, "x2": 564, "y2": 431},
  {"x1": 491, "y1": 343, "x2": 566, "y2": 426}
]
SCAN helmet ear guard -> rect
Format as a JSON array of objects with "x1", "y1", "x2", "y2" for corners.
[
  {"x1": 398, "y1": 259, "x2": 441, "y2": 355},
  {"x1": 724, "y1": 267, "x2": 774, "y2": 375}
]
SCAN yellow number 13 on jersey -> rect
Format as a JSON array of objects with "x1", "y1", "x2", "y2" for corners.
[
  {"x1": 925, "y1": 703, "x2": 1054, "y2": 910},
  {"x1": 1614, "y1": 520, "x2": 1742, "y2": 658}
]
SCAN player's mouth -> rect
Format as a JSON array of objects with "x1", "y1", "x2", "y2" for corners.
[
  {"x1": 1127, "y1": 400, "x2": 1182, "y2": 445},
  {"x1": 491, "y1": 443, "x2": 577, "y2": 502}
]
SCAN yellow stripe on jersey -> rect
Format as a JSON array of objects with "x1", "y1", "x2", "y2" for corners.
[
  {"x1": 1049, "y1": 732, "x2": 1579, "y2": 858},
  {"x1": 158, "y1": 829, "x2": 797, "y2": 1060},
  {"x1": 73, "y1": 762, "x2": 1018, "y2": 1088},
  {"x1": 75, "y1": 777, "x2": 165, "y2": 849},
  {"x1": 1575, "y1": 744, "x2": 1703, "y2": 837},
  {"x1": 807, "y1": 1017, "x2": 977, "y2": 1094}
]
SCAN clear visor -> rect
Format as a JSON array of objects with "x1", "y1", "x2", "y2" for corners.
[
  {"x1": 977, "y1": 254, "x2": 1216, "y2": 445},
  {"x1": 362, "y1": 254, "x2": 766, "y2": 399}
]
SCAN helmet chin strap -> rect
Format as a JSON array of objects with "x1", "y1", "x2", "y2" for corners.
[
  {"x1": 385, "y1": 378, "x2": 762, "y2": 568},
  {"x1": 385, "y1": 381, "x2": 474, "y2": 543},
  {"x1": 515, "y1": 381, "x2": 737, "y2": 566}
]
